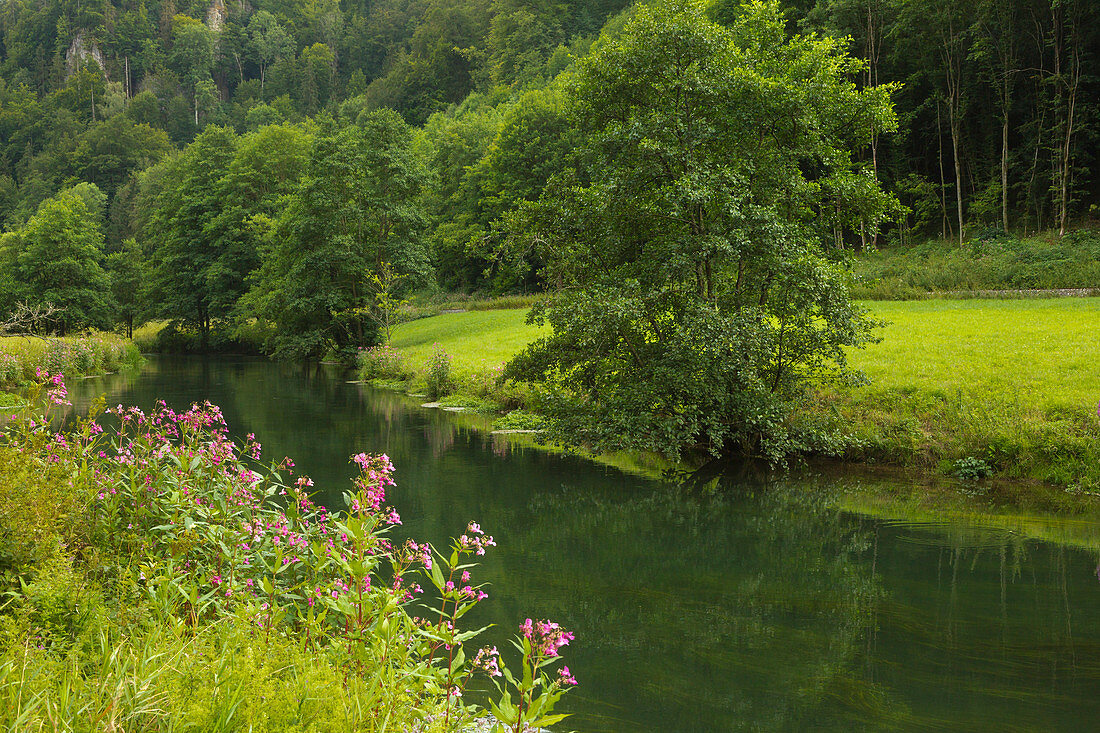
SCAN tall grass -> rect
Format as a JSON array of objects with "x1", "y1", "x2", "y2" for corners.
[
  {"x1": 0, "y1": 332, "x2": 141, "y2": 388},
  {"x1": 851, "y1": 230, "x2": 1100, "y2": 299},
  {"x1": 0, "y1": 377, "x2": 576, "y2": 731}
]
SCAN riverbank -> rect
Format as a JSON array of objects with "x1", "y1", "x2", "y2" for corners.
[
  {"x1": 0, "y1": 331, "x2": 142, "y2": 404},
  {"x1": 363, "y1": 299, "x2": 1100, "y2": 492},
  {"x1": 0, "y1": 374, "x2": 575, "y2": 730},
  {"x1": 25, "y1": 353, "x2": 1100, "y2": 730}
]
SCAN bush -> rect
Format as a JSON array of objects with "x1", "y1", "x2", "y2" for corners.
[
  {"x1": 357, "y1": 344, "x2": 412, "y2": 381},
  {"x1": 492, "y1": 410, "x2": 547, "y2": 431},
  {"x1": 425, "y1": 344, "x2": 454, "y2": 401},
  {"x1": 953, "y1": 456, "x2": 993, "y2": 481}
]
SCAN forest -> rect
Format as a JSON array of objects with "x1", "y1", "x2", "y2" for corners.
[{"x1": 0, "y1": 0, "x2": 1096, "y2": 346}]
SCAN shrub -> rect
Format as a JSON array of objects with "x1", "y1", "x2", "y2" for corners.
[
  {"x1": 953, "y1": 456, "x2": 993, "y2": 481},
  {"x1": 492, "y1": 410, "x2": 546, "y2": 431},
  {"x1": 357, "y1": 344, "x2": 412, "y2": 381},
  {"x1": 425, "y1": 344, "x2": 454, "y2": 401}
]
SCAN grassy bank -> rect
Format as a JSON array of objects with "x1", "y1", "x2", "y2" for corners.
[
  {"x1": 850, "y1": 230, "x2": 1100, "y2": 299},
  {"x1": 370, "y1": 299, "x2": 1100, "y2": 488},
  {"x1": 0, "y1": 331, "x2": 142, "y2": 396},
  {"x1": 820, "y1": 298, "x2": 1100, "y2": 486},
  {"x1": 358, "y1": 310, "x2": 548, "y2": 415},
  {"x1": 0, "y1": 377, "x2": 575, "y2": 731}
]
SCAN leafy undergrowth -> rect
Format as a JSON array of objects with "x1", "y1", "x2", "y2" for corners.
[
  {"x1": 492, "y1": 411, "x2": 547, "y2": 431},
  {"x1": 0, "y1": 332, "x2": 141, "y2": 389},
  {"x1": 850, "y1": 230, "x2": 1100, "y2": 299},
  {"x1": 0, "y1": 374, "x2": 576, "y2": 732}
]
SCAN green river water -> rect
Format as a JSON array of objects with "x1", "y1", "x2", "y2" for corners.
[{"x1": 65, "y1": 356, "x2": 1100, "y2": 732}]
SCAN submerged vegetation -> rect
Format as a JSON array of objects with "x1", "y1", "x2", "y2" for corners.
[{"x1": 0, "y1": 374, "x2": 577, "y2": 731}]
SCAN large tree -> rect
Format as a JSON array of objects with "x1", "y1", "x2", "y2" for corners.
[
  {"x1": 14, "y1": 185, "x2": 114, "y2": 333},
  {"x1": 146, "y1": 125, "x2": 239, "y2": 347},
  {"x1": 504, "y1": 0, "x2": 897, "y2": 461},
  {"x1": 245, "y1": 111, "x2": 429, "y2": 360}
]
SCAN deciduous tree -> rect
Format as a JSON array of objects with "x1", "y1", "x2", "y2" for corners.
[{"x1": 505, "y1": 0, "x2": 897, "y2": 461}]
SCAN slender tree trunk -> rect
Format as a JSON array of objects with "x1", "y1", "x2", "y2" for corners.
[
  {"x1": 1001, "y1": 117, "x2": 1010, "y2": 232},
  {"x1": 950, "y1": 108, "x2": 964, "y2": 244},
  {"x1": 936, "y1": 9, "x2": 966, "y2": 244},
  {"x1": 1056, "y1": 2, "x2": 1080, "y2": 237},
  {"x1": 937, "y1": 101, "x2": 951, "y2": 240},
  {"x1": 865, "y1": 0, "x2": 881, "y2": 247},
  {"x1": 1059, "y1": 78, "x2": 1077, "y2": 236}
]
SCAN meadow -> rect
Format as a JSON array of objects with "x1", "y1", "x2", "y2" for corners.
[
  {"x1": 388, "y1": 310, "x2": 549, "y2": 378},
  {"x1": 379, "y1": 298, "x2": 1100, "y2": 487},
  {"x1": 851, "y1": 299, "x2": 1099, "y2": 410}
]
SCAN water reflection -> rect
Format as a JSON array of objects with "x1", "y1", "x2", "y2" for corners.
[{"x1": 58, "y1": 356, "x2": 1100, "y2": 732}]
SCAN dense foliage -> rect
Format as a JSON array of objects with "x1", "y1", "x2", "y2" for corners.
[
  {"x1": 504, "y1": 0, "x2": 893, "y2": 459},
  {"x1": 0, "y1": 0, "x2": 1097, "y2": 323},
  {"x1": 0, "y1": 0, "x2": 1098, "y2": 456},
  {"x1": 0, "y1": 374, "x2": 577, "y2": 731}
]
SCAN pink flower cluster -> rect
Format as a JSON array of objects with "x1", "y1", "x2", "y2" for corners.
[
  {"x1": 473, "y1": 646, "x2": 503, "y2": 677},
  {"x1": 35, "y1": 369, "x2": 71, "y2": 406},
  {"x1": 352, "y1": 452, "x2": 396, "y2": 512},
  {"x1": 459, "y1": 521, "x2": 496, "y2": 556},
  {"x1": 520, "y1": 618, "x2": 575, "y2": 658}
]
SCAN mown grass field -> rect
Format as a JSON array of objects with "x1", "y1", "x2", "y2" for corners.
[
  {"x1": 389, "y1": 309, "x2": 548, "y2": 378},
  {"x1": 391, "y1": 299, "x2": 1100, "y2": 408},
  {"x1": 388, "y1": 298, "x2": 1100, "y2": 487},
  {"x1": 852, "y1": 298, "x2": 1100, "y2": 410}
]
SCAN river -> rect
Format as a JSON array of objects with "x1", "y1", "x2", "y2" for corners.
[{"x1": 64, "y1": 355, "x2": 1100, "y2": 732}]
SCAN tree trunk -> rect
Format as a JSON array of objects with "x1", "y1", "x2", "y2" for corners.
[
  {"x1": 936, "y1": 101, "x2": 951, "y2": 240},
  {"x1": 1001, "y1": 118, "x2": 1010, "y2": 232},
  {"x1": 950, "y1": 108, "x2": 964, "y2": 244},
  {"x1": 1055, "y1": 1, "x2": 1080, "y2": 237}
]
